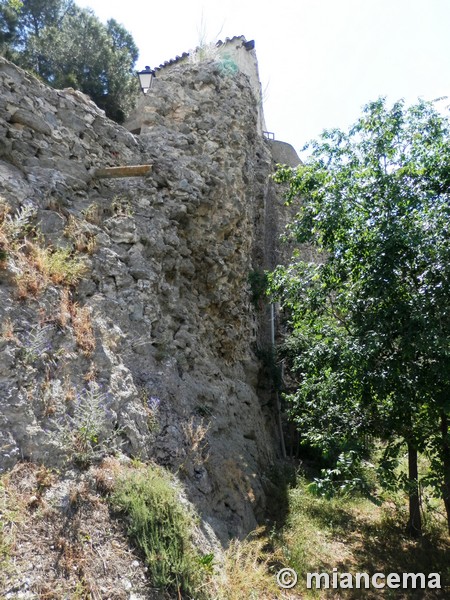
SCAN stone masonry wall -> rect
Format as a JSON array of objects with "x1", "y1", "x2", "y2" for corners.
[
  {"x1": 0, "y1": 56, "x2": 280, "y2": 541},
  {"x1": 142, "y1": 36, "x2": 267, "y2": 134}
]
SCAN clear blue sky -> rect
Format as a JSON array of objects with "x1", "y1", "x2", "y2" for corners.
[{"x1": 77, "y1": 0, "x2": 450, "y2": 157}]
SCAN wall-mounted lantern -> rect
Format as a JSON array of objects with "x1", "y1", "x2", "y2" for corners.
[{"x1": 137, "y1": 66, "x2": 155, "y2": 94}]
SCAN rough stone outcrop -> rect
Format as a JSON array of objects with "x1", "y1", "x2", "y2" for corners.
[{"x1": 0, "y1": 56, "x2": 286, "y2": 542}]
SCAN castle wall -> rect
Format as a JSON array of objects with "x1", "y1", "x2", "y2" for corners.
[
  {"x1": 0, "y1": 56, "x2": 280, "y2": 542},
  {"x1": 128, "y1": 36, "x2": 267, "y2": 134}
]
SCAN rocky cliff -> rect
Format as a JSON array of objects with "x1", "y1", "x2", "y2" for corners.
[{"x1": 0, "y1": 55, "x2": 289, "y2": 552}]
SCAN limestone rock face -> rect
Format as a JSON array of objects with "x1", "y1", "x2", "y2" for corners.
[{"x1": 0, "y1": 57, "x2": 280, "y2": 540}]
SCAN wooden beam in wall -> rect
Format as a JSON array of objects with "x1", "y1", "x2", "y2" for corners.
[{"x1": 94, "y1": 165, "x2": 152, "y2": 179}]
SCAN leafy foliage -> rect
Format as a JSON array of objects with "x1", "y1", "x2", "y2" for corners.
[
  {"x1": 308, "y1": 450, "x2": 376, "y2": 499},
  {"x1": 270, "y1": 97, "x2": 450, "y2": 533},
  {"x1": 0, "y1": 0, "x2": 139, "y2": 122},
  {"x1": 0, "y1": 0, "x2": 20, "y2": 56}
]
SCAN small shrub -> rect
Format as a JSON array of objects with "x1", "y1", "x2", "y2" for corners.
[
  {"x1": 35, "y1": 465, "x2": 56, "y2": 492},
  {"x1": 13, "y1": 242, "x2": 87, "y2": 298},
  {"x1": 82, "y1": 203, "x2": 103, "y2": 225},
  {"x1": 64, "y1": 215, "x2": 97, "y2": 254},
  {"x1": 49, "y1": 383, "x2": 119, "y2": 467},
  {"x1": 0, "y1": 203, "x2": 34, "y2": 268},
  {"x1": 0, "y1": 202, "x2": 35, "y2": 241},
  {"x1": 30, "y1": 244, "x2": 87, "y2": 285},
  {"x1": 178, "y1": 417, "x2": 210, "y2": 473},
  {"x1": 19, "y1": 324, "x2": 54, "y2": 365},
  {"x1": 0, "y1": 499, "x2": 13, "y2": 587},
  {"x1": 0, "y1": 201, "x2": 87, "y2": 297},
  {"x1": 0, "y1": 519, "x2": 10, "y2": 579},
  {"x1": 111, "y1": 464, "x2": 206, "y2": 597},
  {"x1": 138, "y1": 389, "x2": 160, "y2": 432}
]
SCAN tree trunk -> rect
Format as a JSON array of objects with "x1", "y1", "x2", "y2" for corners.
[
  {"x1": 406, "y1": 442, "x2": 422, "y2": 537},
  {"x1": 440, "y1": 413, "x2": 450, "y2": 534}
]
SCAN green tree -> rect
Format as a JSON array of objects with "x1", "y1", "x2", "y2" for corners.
[
  {"x1": 0, "y1": 0, "x2": 75, "y2": 66},
  {"x1": 0, "y1": 0, "x2": 139, "y2": 123},
  {"x1": 270, "y1": 98, "x2": 450, "y2": 536},
  {"x1": 37, "y1": 9, "x2": 139, "y2": 122},
  {"x1": 0, "y1": 0, "x2": 21, "y2": 56}
]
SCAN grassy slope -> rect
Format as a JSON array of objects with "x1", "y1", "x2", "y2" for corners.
[{"x1": 275, "y1": 479, "x2": 450, "y2": 599}]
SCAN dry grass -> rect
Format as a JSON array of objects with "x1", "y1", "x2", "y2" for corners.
[
  {"x1": 58, "y1": 287, "x2": 72, "y2": 328},
  {"x1": 62, "y1": 375, "x2": 77, "y2": 403},
  {"x1": 56, "y1": 289, "x2": 96, "y2": 356},
  {"x1": 64, "y1": 215, "x2": 97, "y2": 254},
  {"x1": 83, "y1": 202, "x2": 103, "y2": 225},
  {"x1": 179, "y1": 417, "x2": 210, "y2": 472},
  {"x1": 69, "y1": 302, "x2": 96, "y2": 356},
  {"x1": 0, "y1": 462, "x2": 152, "y2": 599},
  {"x1": 207, "y1": 532, "x2": 284, "y2": 600},
  {"x1": 14, "y1": 241, "x2": 86, "y2": 298},
  {"x1": 0, "y1": 317, "x2": 17, "y2": 342},
  {"x1": 31, "y1": 243, "x2": 87, "y2": 284},
  {"x1": 0, "y1": 468, "x2": 26, "y2": 591},
  {"x1": 0, "y1": 200, "x2": 87, "y2": 300},
  {"x1": 83, "y1": 363, "x2": 99, "y2": 382},
  {"x1": 92, "y1": 457, "x2": 123, "y2": 495},
  {"x1": 1, "y1": 461, "x2": 301, "y2": 600},
  {"x1": 13, "y1": 241, "x2": 87, "y2": 299}
]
